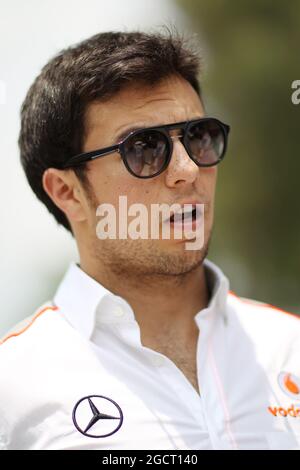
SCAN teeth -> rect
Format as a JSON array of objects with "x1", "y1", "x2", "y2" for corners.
[
  {"x1": 173, "y1": 205, "x2": 195, "y2": 217},
  {"x1": 175, "y1": 206, "x2": 194, "y2": 216},
  {"x1": 167, "y1": 204, "x2": 200, "y2": 223},
  {"x1": 172, "y1": 208, "x2": 195, "y2": 222}
]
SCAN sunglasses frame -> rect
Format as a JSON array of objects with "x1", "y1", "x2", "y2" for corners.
[{"x1": 63, "y1": 117, "x2": 230, "y2": 179}]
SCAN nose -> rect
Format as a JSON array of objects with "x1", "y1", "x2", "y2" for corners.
[{"x1": 164, "y1": 133, "x2": 200, "y2": 187}]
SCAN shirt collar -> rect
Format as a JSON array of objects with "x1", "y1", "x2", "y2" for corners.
[
  {"x1": 195, "y1": 258, "x2": 230, "y2": 326},
  {"x1": 53, "y1": 258, "x2": 230, "y2": 340}
]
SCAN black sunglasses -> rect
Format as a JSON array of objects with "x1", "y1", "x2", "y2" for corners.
[{"x1": 63, "y1": 117, "x2": 230, "y2": 179}]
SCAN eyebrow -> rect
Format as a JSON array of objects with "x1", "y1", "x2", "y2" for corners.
[
  {"x1": 114, "y1": 124, "x2": 147, "y2": 144},
  {"x1": 113, "y1": 115, "x2": 204, "y2": 144}
]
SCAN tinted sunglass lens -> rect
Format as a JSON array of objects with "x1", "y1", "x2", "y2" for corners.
[
  {"x1": 124, "y1": 130, "x2": 169, "y2": 177},
  {"x1": 187, "y1": 120, "x2": 226, "y2": 165}
]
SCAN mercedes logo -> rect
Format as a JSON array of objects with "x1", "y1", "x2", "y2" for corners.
[{"x1": 72, "y1": 395, "x2": 123, "y2": 438}]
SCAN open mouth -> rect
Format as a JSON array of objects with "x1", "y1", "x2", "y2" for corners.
[
  {"x1": 160, "y1": 203, "x2": 204, "y2": 242},
  {"x1": 163, "y1": 204, "x2": 203, "y2": 233},
  {"x1": 169, "y1": 206, "x2": 198, "y2": 223}
]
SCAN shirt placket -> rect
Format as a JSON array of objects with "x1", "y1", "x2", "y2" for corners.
[{"x1": 196, "y1": 305, "x2": 238, "y2": 450}]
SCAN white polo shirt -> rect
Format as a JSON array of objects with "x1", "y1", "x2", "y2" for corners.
[{"x1": 1, "y1": 259, "x2": 300, "y2": 450}]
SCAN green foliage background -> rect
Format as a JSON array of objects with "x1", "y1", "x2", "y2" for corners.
[{"x1": 176, "y1": 0, "x2": 300, "y2": 312}]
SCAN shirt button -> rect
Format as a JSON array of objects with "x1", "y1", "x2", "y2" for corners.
[
  {"x1": 113, "y1": 306, "x2": 125, "y2": 317},
  {"x1": 151, "y1": 355, "x2": 165, "y2": 367}
]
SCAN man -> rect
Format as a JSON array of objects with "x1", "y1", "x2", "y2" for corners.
[{"x1": 1, "y1": 29, "x2": 300, "y2": 450}]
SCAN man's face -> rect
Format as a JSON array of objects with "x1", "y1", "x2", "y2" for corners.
[{"x1": 78, "y1": 74, "x2": 218, "y2": 277}]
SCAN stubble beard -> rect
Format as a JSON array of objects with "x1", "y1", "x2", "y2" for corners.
[
  {"x1": 91, "y1": 229, "x2": 212, "y2": 281},
  {"x1": 86, "y1": 186, "x2": 213, "y2": 281}
]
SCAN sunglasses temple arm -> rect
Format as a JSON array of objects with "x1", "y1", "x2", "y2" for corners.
[{"x1": 63, "y1": 145, "x2": 119, "y2": 168}]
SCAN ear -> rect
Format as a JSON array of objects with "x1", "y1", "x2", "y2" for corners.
[{"x1": 42, "y1": 168, "x2": 87, "y2": 223}]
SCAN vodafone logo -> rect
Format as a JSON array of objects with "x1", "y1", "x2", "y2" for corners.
[
  {"x1": 268, "y1": 372, "x2": 300, "y2": 418},
  {"x1": 268, "y1": 404, "x2": 300, "y2": 418},
  {"x1": 278, "y1": 372, "x2": 300, "y2": 399}
]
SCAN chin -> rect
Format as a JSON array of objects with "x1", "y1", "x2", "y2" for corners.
[{"x1": 153, "y1": 246, "x2": 207, "y2": 276}]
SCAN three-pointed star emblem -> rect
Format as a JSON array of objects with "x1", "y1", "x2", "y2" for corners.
[{"x1": 72, "y1": 395, "x2": 123, "y2": 438}]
